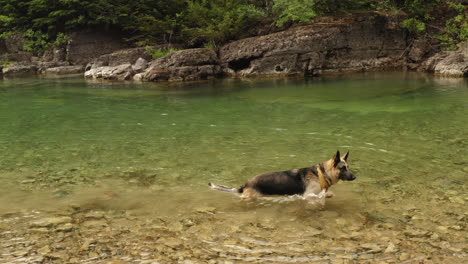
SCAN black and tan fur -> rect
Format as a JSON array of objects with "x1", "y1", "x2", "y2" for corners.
[{"x1": 209, "y1": 151, "x2": 355, "y2": 199}]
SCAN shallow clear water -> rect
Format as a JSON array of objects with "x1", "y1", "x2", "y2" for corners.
[{"x1": 0, "y1": 73, "x2": 467, "y2": 263}]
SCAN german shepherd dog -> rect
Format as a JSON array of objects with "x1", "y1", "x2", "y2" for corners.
[{"x1": 209, "y1": 151, "x2": 355, "y2": 199}]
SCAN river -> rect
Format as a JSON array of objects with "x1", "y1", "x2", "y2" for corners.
[{"x1": 0, "y1": 73, "x2": 467, "y2": 263}]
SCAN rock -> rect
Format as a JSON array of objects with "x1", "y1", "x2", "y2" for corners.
[
  {"x1": 44, "y1": 65, "x2": 84, "y2": 75},
  {"x1": 88, "y1": 252, "x2": 99, "y2": 258},
  {"x1": 103, "y1": 260, "x2": 127, "y2": 264},
  {"x1": 52, "y1": 189, "x2": 69, "y2": 197},
  {"x1": 359, "y1": 243, "x2": 382, "y2": 253},
  {"x1": 133, "y1": 73, "x2": 143, "y2": 81},
  {"x1": 159, "y1": 237, "x2": 183, "y2": 249},
  {"x1": 408, "y1": 38, "x2": 431, "y2": 62},
  {"x1": 85, "y1": 63, "x2": 134, "y2": 80},
  {"x1": 30, "y1": 227, "x2": 50, "y2": 233},
  {"x1": 82, "y1": 219, "x2": 108, "y2": 229},
  {"x1": 66, "y1": 32, "x2": 128, "y2": 65},
  {"x1": 2, "y1": 64, "x2": 37, "y2": 75},
  {"x1": 436, "y1": 226, "x2": 449, "y2": 234},
  {"x1": 1, "y1": 52, "x2": 33, "y2": 63},
  {"x1": 47, "y1": 252, "x2": 69, "y2": 261},
  {"x1": 195, "y1": 206, "x2": 216, "y2": 214},
  {"x1": 422, "y1": 43, "x2": 468, "y2": 77},
  {"x1": 20, "y1": 179, "x2": 36, "y2": 184},
  {"x1": 79, "y1": 239, "x2": 95, "y2": 251},
  {"x1": 403, "y1": 229, "x2": 430, "y2": 238},
  {"x1": 458, "y1": 40, "x2": 468, "y2": 57},
  {"x1": 167, "y1": 222, "x2": 184, "y2": 232},
  {"x1": 399, "y1": 252, "x2": 410, "y2": 261},
  {"x1": 141, "y1": 49, "x2": 222, "y2": 81},
  {"x1": 132, "y1": 57, "x2": 148, "y2": 73},
  {"x1": 56, "y1": 223, "x2": 74, "y2": 232},
  {"x1": 308, "y1": 227, "x2": 323, "y2": 236},
  {"x1": 30, "y1": 216, "x2": 72, "y2": 227},
  {"x1": 448, "y1": 196, "x2": 465, "y2": 205},
  {"x1": 37, "y1": 245, "x2": 51, "y2": 255},
  {"x1": 449, "y1": 225, "x2": 462, "y2": 231},
  {"x1": 381, "y1": 223, "x2": 395, "y2": 229},
  {"x1": 94, "y1": 47, "x2": 152, "y2": 67},
  {"x1": 142, "y1": 68, "x2": 171, "y2": 81},
  {"x1": 384, "y1": 242, "x2": 398, "y2": 253},
  {"x1": 84, "y1": 211, "x2": 105, "y2": 219},
  {"x1": 219, "y1": 13, "x2": 407, "y2": 77},
  {"x1": 1, "y1": 32, "x2": 25, "y2": 53},
  {"x1": 448, "y1": 247, "x2": 463, "y2": 253},
  {"x1": 154, "y1": 48, "x2": 218, "y2": 68},
  {"x1": 42, "y1": 46, "x2": 67, "y2": 62}
]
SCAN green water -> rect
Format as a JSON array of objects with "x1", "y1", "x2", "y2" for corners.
[{"x1": 0, "y1": 73, "x2": 467, "y2": 263}]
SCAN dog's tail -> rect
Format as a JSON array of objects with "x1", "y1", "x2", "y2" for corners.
[{"x1": 208, "y1": 182, "x2": 242, "y2": 193}]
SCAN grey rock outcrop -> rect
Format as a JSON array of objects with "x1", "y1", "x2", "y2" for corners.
[
  {"x1": 88, "y1": 47, "x2": 152, "y2": 68},
  {"x1": 141, "y1": 48, "x2": 222, "y2": 81},
  {"x1": 66, "y1": 32, "x2": 128, "y2": 66},
  {"x1": 132, "y1": 58, "x2": 148, "y2": 73},
  {"x1": 1, "y1": 52, "x2": 33, "y2": 64},
  {"x1": 2, "y1": 64, "x2": 37, "y2": 75},
  {"x1": 422, "y1": 41, "x2": 468, "y2": 77},
  {"x1": 44, "y1": 65, "x2": 85, "y2": 75},
  {"x1": 42, "y1": 46, "x2": 67, "y2": 62},
  {"x1": 86, "y1": 48, "x2": 222, "y2": 81},
  {"x1": 85, "y1": 63, "x2": 134, "y2": 80},
  {"x1": 219, "y1": 14, "x2": 408, "y2": 76},
  {"x1": 0, "y1": 32, "x2": 25, "y2": 53}
]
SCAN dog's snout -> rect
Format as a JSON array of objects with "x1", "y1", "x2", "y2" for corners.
[{"x1": 349, "y1": 174, "x2": 356, "y2": 181}]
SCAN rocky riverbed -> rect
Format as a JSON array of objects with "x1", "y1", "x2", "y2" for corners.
[{"x1": 1, "y1": 168, "x2": 466, "y2": 264}]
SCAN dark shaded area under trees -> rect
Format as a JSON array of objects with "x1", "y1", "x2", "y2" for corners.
[{"x1": 0, "y1": 0, "x2": 466, "y2": 55}]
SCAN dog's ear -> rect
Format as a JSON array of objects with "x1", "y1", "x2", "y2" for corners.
[
  {"x1": 333, "y1": 150, "x2": 341, "y2": 167},
  {"x1": 343, "y1": 151, "x2": 349, "y2": 161}
]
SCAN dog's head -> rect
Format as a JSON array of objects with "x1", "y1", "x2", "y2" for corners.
[{"x1": 331, "y1": 150, "x2": 356, "y2": 181}]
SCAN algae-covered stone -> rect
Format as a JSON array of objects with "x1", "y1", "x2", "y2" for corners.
[
  {"x1": 195, "y1": 206, "x2": 217, "y2": 214},
  {"x1": 30, "y1": 216, "x2": 72, "y2": 227},
  {"x1": 37, "y1": 245, "x2": 51, "y2": 255},
  {"x1": 56, "y1": 223, "x2": 74, "y2": 232},
  {"x1": 82, "y1": 219, "x2": 108, "y2": 229}
]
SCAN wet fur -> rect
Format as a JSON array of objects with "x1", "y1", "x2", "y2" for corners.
[{"x1": 209, "y1": 151, "x2": 356, "y2": 199}]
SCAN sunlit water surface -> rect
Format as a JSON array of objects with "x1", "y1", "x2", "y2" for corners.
[{"x1": 0, "y1": 73, "x2": 466, "y2": 263}]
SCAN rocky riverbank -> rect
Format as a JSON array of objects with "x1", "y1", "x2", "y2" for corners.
[{"x1": 1, "y1": 13, "x2": 467, "y2": 81}]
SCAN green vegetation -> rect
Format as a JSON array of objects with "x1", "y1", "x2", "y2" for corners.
[
  {"x1": 401, "y1": 17, "x2": 426, "y2": 33},
  {"x1": 0, "y1": 0, "x2": 466, "y2": 54},
  {"x1": 0, "y1": 58, "x2": 10, "y2": 67},
  {"x1": 145, "y1": 46, "x2": 180, "y2": 59},
  {"x1": 435, "y1": 1, "x2": 468, "y2": 50}
]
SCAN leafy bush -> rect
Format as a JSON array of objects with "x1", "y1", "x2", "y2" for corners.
[
  {"x1": 273, "y1": 0, "x2": 318, "y2": 27},
  {"x1": 272, "y1": 0, "x2": 374, "y2": 27},
  {"x1": 145, "y1": 46, "x2": 180, "y2": 59},
  {"x1": 401, "y1": 18, "x2": 426, "y2": 33},
  {"x1": 434, "y1": 1, "x2": 467, "y2": 50},
  {"x1": 181, "y1": 0, "x2": 266, "y2": 46},
  {"x1": 23, "y1": 29, "x2": 49, "y2": 53}
]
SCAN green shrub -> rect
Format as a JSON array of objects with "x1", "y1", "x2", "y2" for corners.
[
  {"x1": 145, "y1": 46, "x2": 180, "y2": 60},
  {"x1": 272, "y1": 0, "x2": 374, "y2": 27},
  {"x1": 434, "y1": 2, "x2": 467, "y2": 50},
  {"x1": 23, "y1": 29, "x2": 49, "y2": 54},
  {"x1": 181, "y1": 0, "x2": 266, "y2": 46},
  {"x1": 401, "y1": 18, "x2": 426, "y2": 33},
  {"x1": 0, "y1": 59, "x2": 10, "y2": 67},
  {"x1": 273, "y1": 0, "x2": 318, "y2": 27}
]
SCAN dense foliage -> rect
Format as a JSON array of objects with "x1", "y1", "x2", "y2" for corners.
[{"x1": 0, "y1": 0, "x2": 466, "y2": 53}]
